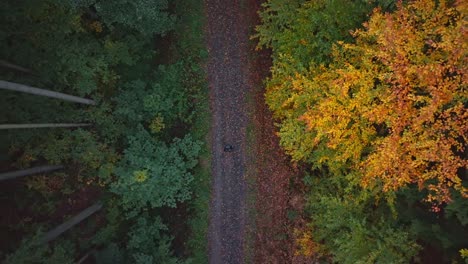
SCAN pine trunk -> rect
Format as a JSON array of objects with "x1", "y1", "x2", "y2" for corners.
[
  {"x1": 0, "y1": 80, "x2": 96, "y2": 105},
  {"x1": 0, "y1": 165, "x2": 64, "y2": 181},
  {"x1": 39, "y1": 202, "x2": 103, "y2": 244},
  {"x1": 0, "y1": 60, "x2": 32, "y2": 73},
  {"x1": 0, "y1": 123, "x2": 90, "y2": 129}
]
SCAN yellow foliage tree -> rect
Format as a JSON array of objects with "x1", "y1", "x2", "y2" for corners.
[
  {"x1": 357, "y1": 0, "x2": 467, "y2": 203},
  {"x1": 270, "y1": 0, "x2": 467, "y2": 204}
]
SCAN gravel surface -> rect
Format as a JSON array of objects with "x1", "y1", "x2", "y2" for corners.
[{"x1": 205, "y1": 1, "x2": 250, "y2": 263}]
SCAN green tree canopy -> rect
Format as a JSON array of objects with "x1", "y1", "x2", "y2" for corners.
[{"x1": 111, "y1": 127, "x2": 201, "y2": 215}]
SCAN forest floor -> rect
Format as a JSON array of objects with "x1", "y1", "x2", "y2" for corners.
[{"x1": 205, "y1": 0, "x2": 313, "y2": 263}]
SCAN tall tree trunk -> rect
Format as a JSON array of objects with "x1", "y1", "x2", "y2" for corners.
[
  {"x1": 39, "y1": 202, "x2": 103, "y2": 244},
  {"x1": 0, "y1": 80, "x2": 96, "y2": 105},
  {"x1": 76, "y1": 249, "x2": 96, "y2": 264},
  {"x1": 0, "y1": 123, "x2": 90, "y2": 129},
  {"x1": 0, "y1": 60, "x2": 32, "y2": 74},
  {"x1": 0, "y1": 165, "x2": 64, "y2": 181}
]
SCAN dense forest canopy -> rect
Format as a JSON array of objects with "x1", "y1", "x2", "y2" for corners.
[
  {"x1": 0, "y1": 0, "x2": 466, "y2": 263},
  {"x1": 256, "y1": 0, "x2": 467, "y2": 262},
  {"x1": 0, "y1": 0, "x2": 207, "y2": 263}
]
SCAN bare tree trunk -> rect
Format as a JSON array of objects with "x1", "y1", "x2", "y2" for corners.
[
  {"x1": 40, "y1": 202, "x2": 103, "y2": 244},
  {"x1": 0, "y1": 165, "x2": 64, "y2": 181},
  {"x1": 0, "y1": 80, "x2": 96, "y2": 105},
  {"x1": 0, "y1": 60, "x2": 32, "y2": 73},
  {"x1": 0, "y1": 123, "x2": 90, "y2": 129},
  {"x1": 76, "y1": 249, "x2": 96, "y2": 264}
]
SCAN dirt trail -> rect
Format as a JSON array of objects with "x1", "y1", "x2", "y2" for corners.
[{"x1": 205, "y1": 1, "x2": 250, "y2": 263}]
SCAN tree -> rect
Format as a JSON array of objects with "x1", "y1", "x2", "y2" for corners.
[
  {"x1": 0, "y1": 124, "x2": 90, "y2": 129},
  {"x1": 111, "y1": 127, "x2": 201, "y2": 216},
  {"x1": 255, "y1": 0, "x2": 381, "y2": 67},
  {"x1": 0, "y1": 165, "x2": 63, "y2": 181},
  {"x1": 0, "y1": 0, "x2": 201, "y2": 262},
  {"x1": 113, "y1": 63, "x2": 195, "y2": 138},
  {"x1": 13, "y1": 129, "x2": 119, "y2": 187},
  {"x1": 0, "y1": 81, "x2": 96, "y2": 105},
  {"x1": 256, "y1": 0, "x2": 467, "y2": 261},
  {"x1": 89, "y1": 0, "x2": 175, "y2": 37},
  {"x1": 255, "y1": 0, "x2": 391, "y2": 165},
  {"x1": 5, "y1": 232, "x2": 75, "y2": 264},
  {"x1": 0, "y1": 1, "x2": 147, "y2": 97},
  {"x1": 0, "y1": 60, "x2": 32, "y2": 74},
  {"x1": 126, "y1": 216, "x2": 185, "y2": 264},
  {"x1": 357, "y1": 0, "x2": 467, "y2": 204},
  {"x1": 92, "y1": 213, "x2": 186, "y2": 264},
  {"x1": 307, "y1": 192, "x2": 420, "y2": 263},
  {"x1": 263, "y1": 0, "x2": 467, "y2": 203},
  {"x1": 40, "y1": 202, "x2": 103, "y2": 244}
]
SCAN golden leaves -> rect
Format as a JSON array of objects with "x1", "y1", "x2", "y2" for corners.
[
  {"x1": 89, "y1": 21, "x2": 103, "y2": 33},
  {"x1": 133, "y1": 170, "x2": 148, "y2": 183},
  {"x1": 149, "y1": 115, "x2": 165, "y2": 133},
  {"x1": 270, "y1": 0, "x2": 467, "y2": 204},
  {"x1": 359, "y1": 0, "x2": 467, "y2": 203},
  {"x1": 294, "y1": 229, "x2": 318, "y2": 257}
]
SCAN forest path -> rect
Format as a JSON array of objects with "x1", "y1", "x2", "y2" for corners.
[{"x1": 205, "y1": 0, "x2": 250, "y2": 263}]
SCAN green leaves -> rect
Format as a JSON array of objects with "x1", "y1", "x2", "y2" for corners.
[
  {"x1": 256, "y1": 0, "x2": 374, "y2": 67},
  {"x1": 0, "y1": 0, "x2": 200, "y2": 263},
  {"x1": 126, "y1": 216, "x2": 184, "y2": 264},
  {"x1": 113, "y1": 63, "x2": 196, "y2": 140},
  {"x1": 4, "y1": 231, "x2": 75, "y2": 264},
  {"x1": 95, "y1": 0, "x2": 175, "y2": 36},
  {"x1": 257, "y1": 0, "x2": 467, "y2": 261},
  {"x1": 260, "y1": 0, "x2": 467, "y2": 202},
  {"x1": 66, "y1": 0, "x2": 175, "y2": 36},
  {"x1": 112, "y1": 128, "x2": 202, "y2": 215},
  {"x1": 93, "y1": 214, "x2": 185, "y2": 264},
  {"x1": 305, "y1": 176, "x2": 420, "y2": 263}
]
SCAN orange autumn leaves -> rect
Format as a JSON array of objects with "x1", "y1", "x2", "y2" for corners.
[
  {"x1": 268, "y1": 0, "x2": 467, "y2": 203},
  {"x1": 359, "y1": 0, "x2": 467, "y2": 203}
]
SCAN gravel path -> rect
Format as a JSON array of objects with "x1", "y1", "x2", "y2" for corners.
[{"x1": 205, "y1": 1, "x2": 250, "y2": 263}]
